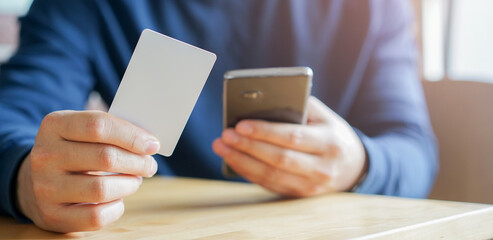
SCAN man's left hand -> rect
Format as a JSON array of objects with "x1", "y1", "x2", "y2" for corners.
[{"x1": 212, "y1": 96, "x2": 367, "y2": 197}]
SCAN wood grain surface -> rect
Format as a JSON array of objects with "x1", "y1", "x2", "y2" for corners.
[{"x1": 1, "y1": 177, "x2": 492, "y2": 239}]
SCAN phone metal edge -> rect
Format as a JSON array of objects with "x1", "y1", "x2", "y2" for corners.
[{"x1": 224, "y1": 66, "x2": 313, "y2": 80}]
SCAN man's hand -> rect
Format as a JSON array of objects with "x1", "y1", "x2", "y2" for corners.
[
  {"x1": 16, "y1": 110, "x2": 160, "y2": 233},
  {"x1": 213, "y1": 96, "x2": 367, "y2": 197}
]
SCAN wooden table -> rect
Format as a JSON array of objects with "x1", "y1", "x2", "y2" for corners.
[{"x1": 1, "y1": 177, "x2": 493, "y2": 239}]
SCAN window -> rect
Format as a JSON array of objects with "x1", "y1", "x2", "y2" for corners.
[
  {"x1": 0, "y1": 0, "x2": 32, "y2": 63},
  {"x1": 0, "y1": 0, "x2": 33, "y2": 15},
  {"x1": 422, "y1": 0, "x2": 493, "y2": 83}
]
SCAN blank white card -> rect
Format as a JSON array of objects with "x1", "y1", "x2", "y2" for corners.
[{"x1": 109, "y1": 29, "x2": 217, "y2": 156}]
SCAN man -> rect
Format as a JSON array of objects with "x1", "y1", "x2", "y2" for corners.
[{"x1": 0, "y1": 0, "x2": 437, "y2": 233}]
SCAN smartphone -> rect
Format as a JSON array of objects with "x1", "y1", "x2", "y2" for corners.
[{"x1": 222, "y1": 66, "x2": 313, "y2": 177}]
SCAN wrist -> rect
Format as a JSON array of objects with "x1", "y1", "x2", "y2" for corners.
[{"x1": 350, "y1": 147, "x2": 369, "y2": 192}]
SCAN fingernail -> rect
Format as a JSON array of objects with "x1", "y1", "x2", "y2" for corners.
[
  {"x1": 150, "y1": 159, "x2": 158, "y2": 176},
  {"x1": 145, "y1": 140, "x2": 160, "y2": 154},
  {"x1": 223, "y1": 130, "x2": 239, "y2": 144},
  {"x1": 237, "y1": 122, "x2": 253, "y2": 135}
]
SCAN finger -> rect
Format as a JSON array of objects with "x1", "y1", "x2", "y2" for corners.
[
  {"x1": 43, "y1": 111, "x2": 160, "y2": 155},
  {"x1": 234, "y1": 120, "x2": 327, "y2": 154},
  {"x1": 256, "y1": 181, "x2": 297, "y2": 197},
  {"x1": 57, "y1": 141, "x2": 157, "y2": 177},
  {"x1": 54, "y1": 174, "x2": 142, "y2": 204},
  {"x1": 213, "y1": 139, "x2": 322, "y2": 197},
  {"x1": 46, "y1": 199, "x2": 125, "y2": 232},
  {"x1": 221, "y1": 129, "x2": 329, "y2": 182}
]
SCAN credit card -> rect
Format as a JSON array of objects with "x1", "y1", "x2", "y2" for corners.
[{"x1": 109, "y1": 29, "x2": 217, "y2": 156}]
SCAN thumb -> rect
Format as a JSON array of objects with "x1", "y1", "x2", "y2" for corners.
[{"x1": 306, "y1": 96, "x2": 335, "y2": 124}]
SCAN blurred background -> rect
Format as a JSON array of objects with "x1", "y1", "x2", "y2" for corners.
[{"x1": 0, "y1": 0, "x2": 492, "y2": 203}]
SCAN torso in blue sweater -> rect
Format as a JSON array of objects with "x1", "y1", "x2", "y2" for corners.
[{"x1": 0, "y1": 0, "x2": 438, "y2": 220}]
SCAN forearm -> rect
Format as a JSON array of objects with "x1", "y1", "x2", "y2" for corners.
[
  {"x1": 354, "y1": 126, "x2": 438, "y2": 198},
  {"x1": 0, "y1": 1, "x2": 97, "y2": 221}
]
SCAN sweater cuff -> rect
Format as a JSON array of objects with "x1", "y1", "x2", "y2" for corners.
[
  {"x1": 0, "y1": 141, "x2": 34, "y2": 223},
  {"x1": 352, "y1": 128, "x2": 388, "y2": 195}
]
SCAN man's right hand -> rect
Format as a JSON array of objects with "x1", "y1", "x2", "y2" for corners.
[{"x1": 16, "y1": 110, "x2": 160, "y2": 233}]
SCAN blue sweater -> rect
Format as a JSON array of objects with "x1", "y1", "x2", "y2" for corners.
[{"x1": 0, "y1": 0, "x2": 438, "y2": 221}]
